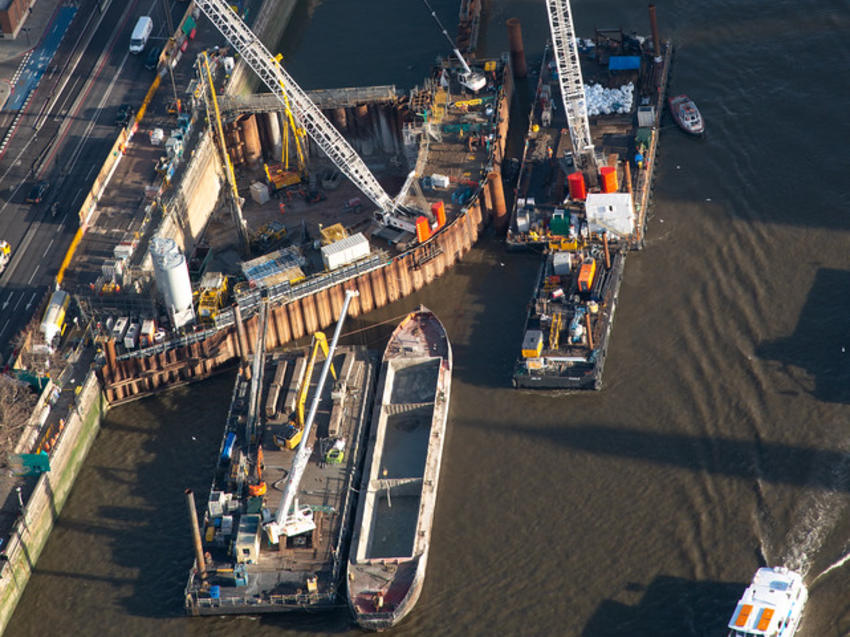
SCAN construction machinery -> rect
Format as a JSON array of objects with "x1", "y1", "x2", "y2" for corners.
[
  {"x1": 423, "y1": 0, "x2": 486, "y2": 92},
  {"x1": 272, "y1": 53, "x2": 308, "y2": 177},
  {"x1": 246, "y1": 445, "x2": 266, "y2": 496},
  {"x1": 545, "y1": 0, "x2": 597, "y2": 171},
  {"x1": 266, "y1": 290, "x2": 358, "y2": 543},
  {"x1": 196, "y1": 50, "x2": 250, "y2": 256},
  {"x1": 319, "y1": 223, "x2": 348, "y2": 246},
  {"x1": 194, "y1": 0, "x2": 429, "y2": 238},
  {"x1": 197, "y1": 271, "x2": 228, "y2": 321},
  {"x1": 275, "y1": 331, "x2": 336, "y2": 451},
  {"x1": 0, "y1": 241, "x2": 11, "y2": 274},
  {"x1": 263, "y1": 161, "x2": 301, "y2": 192}
]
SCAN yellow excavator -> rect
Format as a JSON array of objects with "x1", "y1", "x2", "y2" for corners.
[{"x1": 276, "y1": 332, "x2": 336, "y2": 450}]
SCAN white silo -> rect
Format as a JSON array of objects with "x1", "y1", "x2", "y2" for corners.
[{"x1": 149, "y1": 237, "x2": 195, "y2": 329}]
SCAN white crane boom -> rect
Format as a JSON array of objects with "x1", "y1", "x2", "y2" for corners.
[
  {"x1": 194, "y1": 0, "x2": 395, "y2": 212},
  {"x1": 422, "y1": 0, "x2": 486, "y2": 92},
  {"x1": 545, "y1": 0, "x2": 595, "y2": 168},
  {"x1": 266, "y1": 289, "x2": 358, "y2": 543}
]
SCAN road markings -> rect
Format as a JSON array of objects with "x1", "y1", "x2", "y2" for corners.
[
  {"x1": 25, "y1": 291, "x2": 37, "y2": 311},
  {"x1": 27, "y1": 267, "x2": 39, "y2": 285},
  {"x1": 1, "y1": 292, "x2": 11, "y2": 311},
  {"x1": 0, "y1": 319, "x2": 8, "y2": 337},
  {"x1": 43, "y1": 238, "x2": 55, "y2": 256},
  {"x1": 12, "y1": 292, "x2": 24, "y2": 311}
]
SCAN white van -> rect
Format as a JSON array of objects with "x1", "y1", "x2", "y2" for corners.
[{"x1": 130, "y1": 16, "x2": 153, "y2": 54}]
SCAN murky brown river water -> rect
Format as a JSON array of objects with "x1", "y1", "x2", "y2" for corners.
[{"x1": 10, "y1": 1, "x2": 850, "y2": 635}]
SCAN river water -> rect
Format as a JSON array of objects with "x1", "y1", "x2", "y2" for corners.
[{"x1": 10, "y1": 1, "x2": 850, "y2": 635}]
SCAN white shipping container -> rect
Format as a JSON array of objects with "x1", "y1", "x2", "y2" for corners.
[
  {"x1": 250, "y1": 181, "x2": 270, "y2": 205},
  {"x1": 112, "y1": 317, "x2": 129, "y2": 341},
  {"x1": 140, "y1": 319, "x2": 156, "y2": 345},
  {"x1": 516, "y1": 211, "x2": 530, "y2": 233},
  {"x1": 431, "y1": 173, "x2": 450, "y2": 189},
  {"x1": 637, "y1": 105, "x2": 656, "y2": 128},
  {"x1": 321, "y1": 233, "x2": 371, "y2": 271},
  {"x1": 124, "y1": 323, "x2": 139, "y2": 349},
  {"x1": 553, "y1": 252, "x2": 572, "y2": 275}
]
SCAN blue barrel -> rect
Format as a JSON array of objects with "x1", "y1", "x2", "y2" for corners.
[
  {"x1": 209, "y1": 585, "x2": 220, "y2": 599},
  {"x1": 221, "y1": 432, "x2": 236, "y2": 462}
]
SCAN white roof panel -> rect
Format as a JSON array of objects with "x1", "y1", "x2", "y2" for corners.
[{"x1": 585, "y1": 193, "x2": 635, "y2": 238}]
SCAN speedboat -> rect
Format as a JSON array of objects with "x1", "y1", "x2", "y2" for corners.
[
  {"x1": 668, "y1": 94, "x2": 704, "y2": 135},
  {"x1": 727, "y1": 567, "x2": 807, "y2": 637}
]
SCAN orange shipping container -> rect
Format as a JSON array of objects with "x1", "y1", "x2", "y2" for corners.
[
  {"x1": 578, "y1": 257, "x2": 596, "y2": 292},
  {"x1": 599, "y1": 166, "x2": 618, "y2": 193},
  {"x1": 415, "y1": 216, "x2": 431, "y2": 243}
]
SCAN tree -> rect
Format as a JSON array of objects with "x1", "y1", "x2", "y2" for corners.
[{"x1": 0, "y1": 375, "x2": 38, "y2": 461}]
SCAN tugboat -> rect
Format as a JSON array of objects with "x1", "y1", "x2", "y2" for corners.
[
  {"x1": 668, "y1": 94, "x2": 704, "y2": 135},
  {"x1": 726, "y1": 567, "x2": 807, "y2": 637}
]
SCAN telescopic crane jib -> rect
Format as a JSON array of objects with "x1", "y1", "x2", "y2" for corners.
[
  {"x1": 265, "y1": 289, "x2": 358, "y2": 544},
  {"x1": 193, "y1": 0, "x2": 422, "y2": 236},
  {"x1": 422, "y1": 0, "x2": 486, "y2": 92}
]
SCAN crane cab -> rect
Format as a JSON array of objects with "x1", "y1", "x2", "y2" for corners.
[
  {"x1": 276, "y1": 423, "x2": 303, "y2": 450},
  {"x1": 459, "y1": 70, "x2": 486, "y2": 92}
]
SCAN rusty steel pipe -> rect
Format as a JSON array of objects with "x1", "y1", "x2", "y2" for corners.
[
  {"x1": 602, "y1": 232, "x2": 611, "y2": 270},
  {"x1": 648, "y1": 4, "x2": 661, "y2": 60},
  {"x1": 506, "y1": 18, "x2": 527, "y2": 79},
  {"x1": 185, "y1": 489, "x2": 207, "y2": 583}
]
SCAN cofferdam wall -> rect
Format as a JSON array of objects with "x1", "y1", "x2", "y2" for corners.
[{"x1": 100, "y1": 194, "x2": 490, "y2": 406}]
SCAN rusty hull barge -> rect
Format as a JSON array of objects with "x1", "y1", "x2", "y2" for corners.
[{"x1": 346, "y1": 308, "x2": 452, "y2": 630}]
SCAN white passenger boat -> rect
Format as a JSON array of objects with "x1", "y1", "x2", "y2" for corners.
[{"x1": 727, "y1": 567, "x2": 807, "y2": 637}]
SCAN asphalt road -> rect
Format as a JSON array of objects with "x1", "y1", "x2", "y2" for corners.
[{"x1": 0, "y1": 0, "x2": 185, "y2": 364}]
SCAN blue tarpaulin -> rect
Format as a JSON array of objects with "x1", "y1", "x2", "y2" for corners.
[{"x1": 608, "y1": 56, "x2": 641, "y2": 71}]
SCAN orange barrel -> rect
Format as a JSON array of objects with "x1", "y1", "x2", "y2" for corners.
[
  {"x1": 431, "y1": 201, "x2": 446, "y2": 228},
  {"x1": 416, "y1": 216, "x2": 431, "y2": 243},
  {"x1": 599, "y1": 166, "x2": 618, "y2": 193},
  {"x1": 567, "y1": 172, "x2": 586, "y2": 200}
]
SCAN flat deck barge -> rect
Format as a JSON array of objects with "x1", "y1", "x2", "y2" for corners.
[
  {"x1": 184, "y1": 344, "x2": 377, "y2": 615},
  {"x1": 510, "y1": 17, "x2": 672, "y2": 390}
]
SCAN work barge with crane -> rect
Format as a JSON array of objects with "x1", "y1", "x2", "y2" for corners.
[
  {"x1": 509, "y1": 3, "x2": 672, "y2": 389},
  {"x1": 183, "y1": 292, "x2": 381, "y2": 614}
]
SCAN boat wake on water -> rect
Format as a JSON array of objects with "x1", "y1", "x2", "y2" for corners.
[
  {"x1": 774, "y1": 461, "x2": 850, "y2": 579},
  {"x1": 809, "y1": 548, "x2": 850, "y2": 587}
]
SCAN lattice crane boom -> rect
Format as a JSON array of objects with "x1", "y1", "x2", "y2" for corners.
[
  {"x1": 194, "y1": 0, "x2": 395, "y2": 212},
  {"x1": 545, "y1": 0, "x2": 594, "y2": 168}
]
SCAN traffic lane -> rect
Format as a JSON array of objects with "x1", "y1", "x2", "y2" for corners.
[
  {"x1": 0, "y1": 217, "x2": 76, "y2": 357},
  {"x1": 0, "y1": 0, "x2": 172, "y2": 354},
  {"x1": 0, "y1": 0, "x2": 159, "y2": 247},
  {"x1": 2, "y1": 0, "x2": 176, "y2": 221}
]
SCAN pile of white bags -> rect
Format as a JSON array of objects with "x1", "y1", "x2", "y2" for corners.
[{"x1": 584, "y1": 82, "x2": 634, "y2": 116}]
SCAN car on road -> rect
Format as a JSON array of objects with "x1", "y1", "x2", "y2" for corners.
[
  {"x1": 115, "y1": 103, "x2": 134, "y2": 128},
  {"x1": 144, "y1": 45, "x2": 162, "y2": 71},
  {"x1": 25, "y1": 181, "x2": 49, "y2": 204}
]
